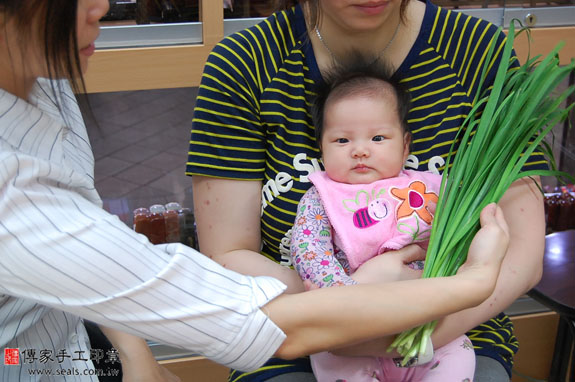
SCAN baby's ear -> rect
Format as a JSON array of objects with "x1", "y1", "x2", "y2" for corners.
[{"x1": 403, "y1": 133, "x2": 412, "y2": 159}]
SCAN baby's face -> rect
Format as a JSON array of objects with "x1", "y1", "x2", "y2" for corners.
[{"x1": 321, "y1": 94, "x2": 409, "y2": 184}]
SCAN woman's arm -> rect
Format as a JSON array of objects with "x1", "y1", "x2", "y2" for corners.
[
  {"x1": 192, "y1": 175, "x2": 306, "y2": 293},
  {"x1": 268, "y1": 202, "x2": 510, "y2": 359},
  {"x1": 333, "y1": 176, "x2": 543, "y2": 357},
  {"x1": 98, "y1": 326, "x2": 181, "y2": 382},
  {"x1": 429, "y1": 176, "x2": 544, "y2": 348}
]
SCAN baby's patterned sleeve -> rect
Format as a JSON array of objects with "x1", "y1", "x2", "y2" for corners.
[{"x1": 290, "y1": 187, "x2": 357, "y2": 288}]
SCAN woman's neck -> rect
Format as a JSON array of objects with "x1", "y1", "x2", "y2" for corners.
[
  {"x1": 0, "y1": 70, "x2": 35, "y2": 100},
  {"x1": 307, "y1": 0, "x2": 425, "y2": 74}
]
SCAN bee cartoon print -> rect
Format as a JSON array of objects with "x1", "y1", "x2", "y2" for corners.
[{"x1": 343, "y1": 188, "x2": 391, "y2": 229}]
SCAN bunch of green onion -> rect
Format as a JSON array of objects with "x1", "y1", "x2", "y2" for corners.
[{"x1": 388, "y1": 22, "x2": 575, "y2": 363}]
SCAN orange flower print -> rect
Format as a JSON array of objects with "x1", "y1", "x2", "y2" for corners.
[
  {"x1": 390, "y1": 181, "x2": 438, "y2": 224},
  {"x1": 303, "y1": 251, "x2": 317, "y2": 261}
]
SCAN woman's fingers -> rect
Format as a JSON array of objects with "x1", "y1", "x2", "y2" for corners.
[{"x1": 462, "y1": 203, "x2": 510, "y2": 277}]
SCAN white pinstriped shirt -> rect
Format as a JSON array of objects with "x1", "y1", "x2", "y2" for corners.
[{"x1": 0, "y1": 79, "x2": 287, "y2": 381}]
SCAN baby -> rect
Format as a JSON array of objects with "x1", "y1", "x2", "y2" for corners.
[{"x1": 290, "y1": 63, "x2": 475, "y2": 382}]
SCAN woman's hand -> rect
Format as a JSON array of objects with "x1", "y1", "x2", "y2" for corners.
[
  {"x1": 456, "y1": 203, "x2": 510, "y2": 294},
  {"x1": 351, "y1": 244, "x2": 426, "y2": 284},
  {"x1": 122, "y1": 362, "x2": 181, "y2": 382},
  {"x1": 98, "y1": 326, "x2": 181, "y2": 382}
]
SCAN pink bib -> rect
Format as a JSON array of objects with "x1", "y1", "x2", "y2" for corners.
[{"x1": 309, "y1": 170, "x2": 442, "y2": 271}]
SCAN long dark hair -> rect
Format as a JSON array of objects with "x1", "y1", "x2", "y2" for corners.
[{"x1": 0, "y1": 0, "x2": 84, "y2": 93}]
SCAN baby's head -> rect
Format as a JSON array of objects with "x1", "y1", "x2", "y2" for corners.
[{"x1": 313, "y1": 63, "x2": 412, "y2": 184}]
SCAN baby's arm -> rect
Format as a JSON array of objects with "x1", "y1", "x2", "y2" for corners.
[{"x1": 290, "y1": 187, "x2": 356, "y2": 288}]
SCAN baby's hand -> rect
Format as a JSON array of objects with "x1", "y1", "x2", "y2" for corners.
[
  {"x1": 303, "y1": 280, "x2": 320, "y2": 291},
  {"x1": 352, "y1": 244, "x2": 426, "y2": 284}
]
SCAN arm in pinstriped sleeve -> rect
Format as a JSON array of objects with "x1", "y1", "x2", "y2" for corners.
[{"x1": 0, "y1": 83, "x2": 287, "y2": 372}]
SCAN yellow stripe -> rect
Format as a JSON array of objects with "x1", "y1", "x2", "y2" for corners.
[
  {"x1": 209, "y1": 53, "x2": 257, "y2": 100},
  {"x1": 443, "y1": 12, "x2": 461, "y2": 60},
  {"x1": 271, "y1": 75, "x2": 306, "y2": 90},
  {"x1": 192, "y1": 107, "x2": 263, "y2": 135},
  {"x1": 187, "y1": 151, "x2": 265, "y2": 164},
  {"x1": 230, "y1": 364, "x2": 298, "y2": 382},
  {"x1": 419, "y1": 47, "x2": 435, "y2": 56},
  {"x1": 260, "y1": 111, "x2": 310, "y2": 126},
  {"x1": 458, "y1": 17, "x2": 479, "y2": 79},
  {"x1": 277, "y1": 67, "x2": 306, "y2": 80},
  {"x1": 220, "y1": 35, "x2": 251, "y2": 57},
  {"x1": 460, "y1": 20, "x2": 483, "y2": 84},
  {"x1": 265, "y1": 87, "x2": 308, "y2": 102},
  {"x1": 468, "y1": 337, "x2": 496, "y2": 344},
  {"x1": 196, "y1": 95, "x2": 253, "y2": 116},
  {"x1": 189, "y1": 140, "x2": 265, "y2": 153},
  {"x1": 261, "y1": 98, "x2": 308, "y2": 113},
  {"x1": 487, "y1": 330, "x2": 505, "y2": 343},
  {"x1": 410, "y1": 83, "x2": 458, "y2": 103},
  {"x1": 410, "y1": 137, "x2": 458, "y2": 156},
  {"x1": 284, "y1": 58, "x2": 306, "y2": 66},
  {"x1": 400, "y1": 63, "x2": 450, "y2": 83},
  {"x1": 198, "y1": 84, "x2": 231, "y2": 99},
  {"x1": 272, "y1": 13, "x2": 289, "y2": 54},
  {"x1": 411, "y1": 55, "x2": 441, "y2": 70},
  {"x1": 186, "y1": 162, "x2": 263, "y2": 172},
  {"x1": 262, "y1": 202, "x2": 297, "y2": 223},
  {"x1": 264, "y1": 18, "x2": 284, "y2": 64},
  {"x1": 265, "y1": 142, "x2": 317, "y2": 171},
  {"x1": 451, "y1": 16, "x2": 471, "y2": 69},
  {"x1": 409, "y1": 92, "x2": 467, "y2": 112},
  {"x1": 437, "y1": 9, "x2": 450, "y2": 51},
  {"x1": 192, "y1": 118, "x2": 264, "y2": 142},
  {"x1": 277, "y1": 194, "x2": 302, "y2": 206},
  {"x1": 408, "y1": 102, "x2": 472, "y2": 124},
  {"x1": 220, "y1": 41, "x2": 258, "y2": 86},
  {"x1": 493, "y1": 343, "x2": 516, "y2": 354},
  {"x1": 237, "y1": 32, "x2": 264, "y2": 93},
  {"x1": 466, "y1": 27, "x2": 496, "y2": 96},
  {"x1": 184, "y1": 171, "x2": 262, "y2": 181},
  {"x1": 411, "y1": 126, "x2": 459, "y2": 144},
  {"x1": 268, "y1": 130, "x2": 318, "y2": 151},
  {"x1": 523, "y1": 160, "x2": 548, "y2": 168},
  {"x1": 262, "y1": 209, "x2": 296, "y2": 230},
  {"x1": 288, "y1": 187, "x2": 307, "y2": 195},
  {"x1": 283, "y1": 10, "x2": 296, "y2": 46},
  {"x1": 258, "y1": 22, "x2": 280, "y2": 73},
  {"x1": 486, "y1": 37, "x2": 508, "y2": 76},
  {"x1": 412, "y1": 128, "x2": 476, "y2": 149},
  {"x1": 202, "y1": 70, "x2": 256, "y2": 111},
  {"x1": 408, "y1": 72, "x2": 457, "y2": 93},
  {"x1": 428, "y1": 7, "x2": 441, "y2": 44},
  {"x1": 265, "y1": 149, "x2": 296, "y2": 172},
  {"x1": 247, "y1": 27, "x2": 272, "y2": 83}
]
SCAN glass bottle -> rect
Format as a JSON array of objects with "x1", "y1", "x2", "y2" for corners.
[
  {"x1": 178, "y1": 207, "x2": 198, "y2": 250},
  {"x1": 148, "y1": 204, "x2": 167, "y2": 244},
  {"x1": 164, "y1": 202, "x2": 182, "y2": 243},
  {"x1": 133, "y1": 207, "x2": 151, "y2": 241}
]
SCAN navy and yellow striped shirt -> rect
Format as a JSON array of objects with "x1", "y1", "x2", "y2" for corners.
[{"x1": 188, "y1": 1, "x2": 546, "y2": 378}]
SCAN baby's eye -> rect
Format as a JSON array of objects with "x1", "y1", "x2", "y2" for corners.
[
  {"x1": 372, "y1": 135, "x2": 385, "y2": 142},
  {"x1": 336, "y1": 138, "x2": 349, "y2": 143}
]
